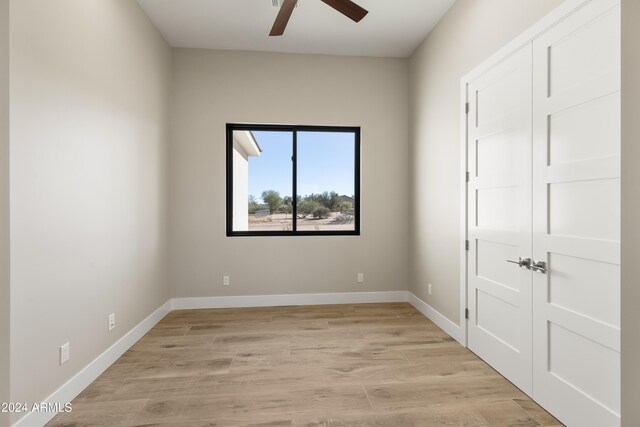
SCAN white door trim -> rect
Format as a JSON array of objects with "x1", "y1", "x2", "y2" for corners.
[{"x1": 459, "y1": 78, "x2": 469, "y2": 347}]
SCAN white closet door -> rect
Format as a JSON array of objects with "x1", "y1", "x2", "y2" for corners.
[
  {"x1": 467, "y1": 45, "x2": 533, "y2": 394},
  {"x1": 532, "y1": 0, "x2": 621, "y2": 425}
]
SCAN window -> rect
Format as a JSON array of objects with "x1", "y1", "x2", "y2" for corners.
[{"x1": 226, "y1": 124, "x2": 360, "y2": 236}]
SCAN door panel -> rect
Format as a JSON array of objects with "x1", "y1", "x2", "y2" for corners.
[
  {"x1": 477, "y1": 240, "x2": 520, "y2": 291},
  {"x1": 476, "y1": 130, "x2": 519, "y2": 178},
  {"x1": 548, "y1": 178, "x2": 620, "y2": 240},
  {"x1": 547, "y1": 4, "x2": 619, "y2": 96},
  {"x1": 548, "y1": 253, "x2": 620, "y2": 327},
  {"x1": 476, "y1": 290, "x2": 520, "y2": 349},
  {"x1": 549, "y1": 92, "x2": 620, "y2": 164},
  {"x1": 476, "y1": 187, "x2": 519, "y2": 230},
  {"x1": 467, "y1": 44, "x2": 533, "y2": 394},
  {"x1": 548, "y1": 323, "x2": 620, "y2": 411},
  {"x1": 532, "y1": 0, "x2": 621, "y2": 425}
]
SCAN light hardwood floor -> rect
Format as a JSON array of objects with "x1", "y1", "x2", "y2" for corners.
[{"x1": 47, "y1": 303, "x2": 562, "y2": 426}]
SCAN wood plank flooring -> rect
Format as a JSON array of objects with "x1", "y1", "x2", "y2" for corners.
[{"x1": 47, "y1": 303, "x2": 563, "y2": 426}]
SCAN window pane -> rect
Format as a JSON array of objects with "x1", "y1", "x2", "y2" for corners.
[
  {"x1": 232, "y1": 130, "x2": 293, "y2": 232},
  {"x1": 296, "y1": 131, "x2": 356, "y2": 232}
]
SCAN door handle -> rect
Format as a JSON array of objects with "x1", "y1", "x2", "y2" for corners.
[
  {"x1": 531, "y1": 260, "x2": 547, "y2": 274},
  {"x1": 506, "y1": 257, "x2": 531, "y2": 269}
]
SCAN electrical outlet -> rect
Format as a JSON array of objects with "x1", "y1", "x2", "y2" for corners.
[
  {"x1": 357, "y1": 273, "x2": 364, "y2": 283},
  {"x1": 223, "y1": 275, "x2": 230, "y2": 286},
  {"x1": 108, "y1": 313, "x2": 115, "y2": 332},
  {"x1": 428, "y1": 283, "x2": 432, "y2": 295},
  {"x1": 60, "y1": 343, "x2": 70, "y2": 365}
]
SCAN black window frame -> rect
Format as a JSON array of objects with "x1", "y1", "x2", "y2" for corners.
[{"x1": 226, "y1": 123, "x2": 361, "y2": 237}]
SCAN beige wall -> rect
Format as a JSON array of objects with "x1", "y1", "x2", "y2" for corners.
[
  {"x1": 408, "y1": 0, "x2": 563, "y2": 323},
  {"x1": 170, "y1": 49, "x2": 409, "y2": 298},
  {"x1": 9, "y1": 0, "x2": 171, "y2": 417},
  {"x1": 0, "y1": 0, "x2": 9, "y2": 425},
  {"x1": 621, "y1": 0, "x2": 639, "y2": 425}
]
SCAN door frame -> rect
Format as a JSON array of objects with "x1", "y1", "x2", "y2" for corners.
[{"x1": 458, "y1": 0, "x2": 595, "y2": 348}]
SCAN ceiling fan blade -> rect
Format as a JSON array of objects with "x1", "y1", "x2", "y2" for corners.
[
  {"x1": 320, "y1": 0, "x2": 368, "y2": 22},
  {"x1": 269, "y1": 0, "x2": 298, "y2": 36}
]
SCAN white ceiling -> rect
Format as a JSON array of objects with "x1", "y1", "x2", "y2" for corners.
[{"x1": 136, "y1": 0, "x2": 456, "y2": 58}]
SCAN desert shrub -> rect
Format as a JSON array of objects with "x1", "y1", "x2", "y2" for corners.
[
  {"x1": 312, "y1": 206, "x2": 331, "y2": 219},
  {"x1": 334, "y1": 212, "x2": 354, "y2": 223},
  {"x1": 305, "y1": 191, "x2": 341, "y2": 211},
  {"x1": 337, "y1": 201, "x2": 352, "y2": 212},
  {"x1": 297, "y1": 200, "x2": 320, "y2": 218}
]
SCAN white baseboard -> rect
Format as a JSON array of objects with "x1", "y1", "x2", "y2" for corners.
[
  {"x1": 12, "y1": 291, "x2": 407, "y2": 427},
  {"x1": 13, "y1": 290, "x2": 465, "y2": 427},
  {"x1": 174, "y1": 292, "x2": 466, "y2": 346},
  {"x1": 408, "y1": 292, "x2": 464, "y2": 345},
  {"x1": 172, "y1": 291, "x2": 409, "y2": 310},
  {"x1": 12, "y1": 300, "x2": 173, "y2": 427}
]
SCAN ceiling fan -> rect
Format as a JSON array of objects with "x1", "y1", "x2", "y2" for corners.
[{"x1": 270, "y1": 0, "x2": 369, "y2": 36}]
